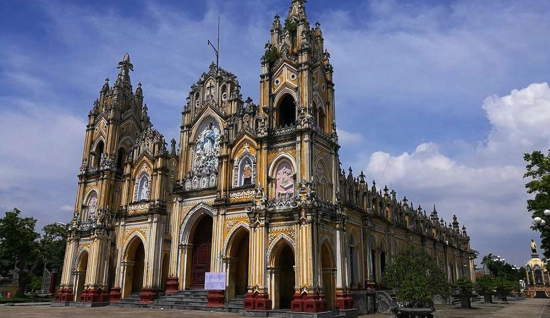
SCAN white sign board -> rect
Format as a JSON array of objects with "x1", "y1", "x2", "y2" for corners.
[{"x1": 205, "y1": 272, "x2": 226, "y2": 290}]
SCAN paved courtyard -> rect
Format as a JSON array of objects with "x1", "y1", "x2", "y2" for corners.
[{"x1": 1, "y1": 298, "x2": 549, "y2": 318}]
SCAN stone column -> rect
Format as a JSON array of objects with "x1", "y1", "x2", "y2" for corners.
[
  {"x1": 166, "y1": 199, "x2": 181, "y2": 293},
  {"x1": 120, "y1": 261, "x2": 135, "y2": 299},
  {"x1": 335, "y1": 221, "x2": 353, "y2": 309},
  {"x1": 109, "y1": 222, "x2": 125, "y2": 302},
  {"x1": 140, "y1": 215, "x2": 164, "y2": 303},
  {"x1": 56, "y1": 236, "x2": 79, "y2": 302},
  {"x1": 180, "y1": 244, "x2": 192, "y2": 290},
  {"x1": 244, "y1": 222, "x2": 271, "y2": 311},
  {"x1": 223, "y1": 257, "x2": 238, "y2": 301},
  {"x1": 83, "y1": 232, "x2": 110, "y2": 303}
]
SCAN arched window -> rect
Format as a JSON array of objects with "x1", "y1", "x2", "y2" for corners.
[
  {"x1": 349, "y1": 234, "x2": 359, "y2": 288},
  {"x1": 117, "y1": 147, "x2": 126, "y2": 170},
  {"x1": 312, "y1": 102, "x2": 318, "y2": 126},
  {"x1": 380, "y1": 242, "x2": 387, "y2": 276},
  {"x1": 318, "y1": 107, "x2": 326, "y2": 130},
  {"x1": 274, "y1": 160, "x2": 294, "y2": 201},
  {"x1": 278, "y1": 95, "x2": 296, "y2": 127},
  {"x1": 318, "y1": 178, "x2": 328, "y2": 201},
  {"x1": 315, "y1": 159, "x2": 328, "y2": 200},
  {"x1": 535, "y1": 267, "x2": 543, "y2": 285},
  {"x1": 93, "y1": 141, "x2": 105, "y2": 167},
  {"x1": 194, "y1": 92, "x2": 201, "y2": 111},
  {"x1": 134, "y1": 172, "x2": 151, "y2": 202},
  {"x1": 371, "y1": 248, "x2": 377, "y2": 283},
  {"x1": 82, "y1": 191, "x2": 98, "y2": 221},
  {"x1": 221, "y1": 85, "x2": 228, "y2": 102}
]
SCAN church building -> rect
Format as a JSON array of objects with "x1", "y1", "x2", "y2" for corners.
[{"x1": 56, "y1": 0, "x2": 473, "y2": 314}]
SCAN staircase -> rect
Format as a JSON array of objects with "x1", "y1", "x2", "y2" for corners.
[
  {"x1": 110, "y1": 290, "x2": 245, "y2": 312},
  {"x1": 111, "y1": 293, "x2": 150, "y2": 308},
  {"x1": 224, "y1": 294, "x2": 245, "y2": 312},
  {"x1": 153, "y1": 290, "x2": 209, "y2": 310}
]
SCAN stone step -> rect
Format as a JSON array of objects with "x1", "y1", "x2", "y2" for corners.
[{"x1": 154, "y1": 289, "x2": 209, "y2": 309}]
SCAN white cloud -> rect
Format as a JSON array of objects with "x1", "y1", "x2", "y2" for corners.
[
  {"x1": 61, "y1": 205, "x2": 73, "y2": 212},
  {"x1": 323, "y1": 0, "x2": 550, "y2": 119},
  {"x1": 0, "y1": 101, "x2": 85, "y2": 224},
  {"x1": 338, "y1": 129, "x2": 363, "y2": 145},
  {"x1": 481, "y1": 83, "x2": 550, "y2": 164},
  {"x1": 1, "y1": 0, "x2": 549, "y2": 267},
  {"x1": 359, "y1": 82, "x2": 550, "y2": 266}
]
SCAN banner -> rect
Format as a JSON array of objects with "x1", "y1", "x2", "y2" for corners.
[{"x1": 205, "y1": 272, "x2": 226, "y2": 290}]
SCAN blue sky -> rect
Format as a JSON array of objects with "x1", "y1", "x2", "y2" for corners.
[{"x1": 2, "y1": 0, "x2": 550, "y2": 268}]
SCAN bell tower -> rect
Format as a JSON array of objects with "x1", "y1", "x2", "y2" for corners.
[
  {"x1": 257, "y1": 0, "x2": 338, "y2": 200},
  {"x1": 245, "y1": 0, "x2": 349, "y2": 312},
  {"x1": 58, "y1": 53, "x2": 154, "y2": 303}
]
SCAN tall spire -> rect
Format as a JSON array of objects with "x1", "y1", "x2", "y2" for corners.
[
  {"x1": 288, "y1": 0, "x2": 308, "y2": 21},
  {"x1": 116, "y1": 53, "x2": 133, "y2": 88}
]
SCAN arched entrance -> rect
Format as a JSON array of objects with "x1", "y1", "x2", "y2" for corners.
[
  {"x1": 321, "y1": 243, "x2": 335, "y2": 310},
  {"x1": 74, "y1": 251, "x2": 88, "y2": 301},
  {"x1": 275, "y1": 244, "x2": 295, "y2": 309},
  {"x1": 123, "y1": 237, "x2": 145, "y2": 298},
  {"x1": 190, "y1": 215, "x2": 213, "y2": 288},
  {"x1": 348, "y1": 234, "x2": 359, "y2": 289},
  {"x1": 227, "y1": 228, "x2": 249, "y2": 300}
]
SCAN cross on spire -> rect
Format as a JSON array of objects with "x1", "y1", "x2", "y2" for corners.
[{"x1": 206, "y1": 82, "x2": 215, "y2": 95}]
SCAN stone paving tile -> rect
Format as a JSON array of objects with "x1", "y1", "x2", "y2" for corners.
[
  {"x1": 0, "y1": 306, "x2": 240, "y2": 318},
  {"x1": 359, "y1": 298, "x2": 550, "y2": 318},
  {"x1": 1, "y1": 298, "x2": 549, "y2": 318}
]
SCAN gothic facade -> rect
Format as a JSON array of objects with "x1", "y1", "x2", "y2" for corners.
[{"x1": 56, "y1": 0, "x2": 473, "y2": 312}]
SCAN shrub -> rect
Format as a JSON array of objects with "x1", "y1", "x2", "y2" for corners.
[
  {"x1": 264, "y1": 46, "x2": 280, "y2": 65},
  {"x1": 475, "y1": 275, "x2": 494, "y2": 295},
  {"x1": 455, "y1": 276, "x2": 474, "y2": 294},
  {"x1": 382, "y1": 245, "x2": 450, "y2": 308}
]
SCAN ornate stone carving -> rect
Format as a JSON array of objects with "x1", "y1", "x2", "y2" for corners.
[
  {"x1": 128, "y1": 202, "x2": 150, "y2": 216},
  {"x1": 229, "y1": 189, "x2": 256, "y2": 199}
]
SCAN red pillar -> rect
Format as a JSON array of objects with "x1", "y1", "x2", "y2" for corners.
[
  {"x1": 109, "y1": 287, "x2": 121, "y2": 302},
  {"x1": 165, "y1": 277, "x2": 179, "y2": 293},
  {"x1": 55, "y1": 287, "x2": 75, "y2": 302},
  {"x1": 244, "y1": 292, "x2": 255, "y2": 310},
  {"x1": 291, "y1": 292, "x2": 305, "y2": 312},
  {"x1": 207, "y1": 290, "x2": 225, "y2": 307},
  {"x1": 139, "y1": 288, "x2": 161, "y2": 303},
  {"x1": 336, "y1": 291, "x2": 354, "y2": 309}
]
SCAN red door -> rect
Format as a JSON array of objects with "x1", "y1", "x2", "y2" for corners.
[{"x1": 191, "y1": 216, "x2": 212, "y2": 288}]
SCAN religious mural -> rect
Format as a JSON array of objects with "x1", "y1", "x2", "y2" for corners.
[
  {"x1": 185, "y1": 120, "x2": 221, "y2": 191},
  {"x1": 84, "y1": 192, "x2": 98, "y2": 221},
  {"x1": 275, "y1": 160, "x2": 294, "y2": 201}
]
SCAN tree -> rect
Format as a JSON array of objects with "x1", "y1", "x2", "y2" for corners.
[
  {"x1": 382, "y1": 245, "x2": 450, "y2": 308},
  {"x1": 39, "y1": 223, "x2": 67, "y2": 273},
  {"x1": 0, "y1": 209, "x2": 40, "y2": 297},
  {"x1": 524, "y1": 150, "x2": 550, "y2": 258},
  {"x1": 28, "y1": 222, "x2": 68, "y2": 288},
  {"x1": 481, "y1": 253, "x2": 521, "y2": 281}
]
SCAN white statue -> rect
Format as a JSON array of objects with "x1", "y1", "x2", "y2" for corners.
[
  {"x1": 531, "y1": 239, "x2": 538, "y2": 254},
  {"x1": 140, "y1": 179, "x2": 150, "y2": 200},
  {"x1": 88, "y1": 195, "x2": 97, "y2": 219}
]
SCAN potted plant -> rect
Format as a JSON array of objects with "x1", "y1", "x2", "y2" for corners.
[
  {"x1": 475, "y1": 275, "x2": 494, "y2": 303},
  {"x1": 494, "y1": 277, "x2": 513, "y2": 304},
  {"x1": 454, "y1": 276, "x2": 474, "y2": 308},
  {"x1": 382, "y1": 246, "x2": 450, "y2": 318}
]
